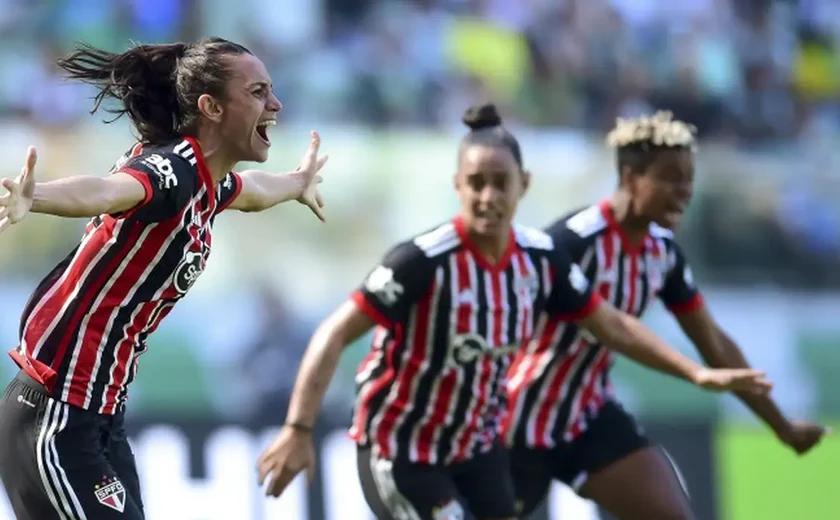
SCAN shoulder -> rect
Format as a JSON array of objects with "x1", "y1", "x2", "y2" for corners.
[
  {"x1": 512, "y1": 223, "x2": 554, "y2": 251},
  {"x1": 118, "y1": 139, "x2": 199, "y2": 181},
  {"x1": 556, "y1": 204, "x2": 608, "y2": 240},
  {"x1": 409, "y1": 220, "x2": 462, "y2": 260}
]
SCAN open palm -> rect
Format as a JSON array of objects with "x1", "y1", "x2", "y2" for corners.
[{"x1": 0, "y1": 146, "x2": 37, "y2": 234}]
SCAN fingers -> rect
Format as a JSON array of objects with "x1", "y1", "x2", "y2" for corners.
[
  {"x1": 305, "y1": 458, "x2": 317, "y2": 484},
  {"x1": 1, "y1": 177, "x2": 18, "y2": 195},
  {"x1": 266, "y1": 467, "x2": 298, "y2": 497},
  {"x1": 0, "y1": 216, "x2": 9, "y2": 234},
  {"x1": 315, "y1": 190, "x2": 324, "y2": 208},
  {"x1": 307, "y1": 198, "x2": 326, "y2": 222},
  {"x1": 306, "y1": 130, "x2": 321, "y2": 161},
  {"x1": 316, "y1": 154, "x2": 329, "y2": 172},
  {"x1": 22, "y1": 146, "x2": 37, "y2": 180}
]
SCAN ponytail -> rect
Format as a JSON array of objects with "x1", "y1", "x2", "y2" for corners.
[{"x1": 57, "y1": 38, "x2": 251, "y2": 144}]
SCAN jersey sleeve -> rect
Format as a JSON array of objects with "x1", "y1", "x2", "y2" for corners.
[
  {"x1": 544, "y1": 246, "x2": 602, "y2": 321},
  {"x1": 116, "y1": 152, "x2": 196, "y2": 222},
  {"x1": 215, "y1": 172, "x2": 243, "y2": 214},
  {"x1": 658, "y1": 241, "x2": 704, "y2": 314},
  {"x1": 350, "y1": 241, "x2": 433, "y2": 328}
]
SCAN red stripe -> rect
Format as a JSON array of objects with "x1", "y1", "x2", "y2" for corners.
[
  {"x1": 350, "y1": 291, "x2": 395, "y2": 329},
  {"x1": 668, "y1": 293, "x2": 704, "y2": 314},
  {"x1": 416, "y1": 251, "x2": 471, "y2": 462},
  {"x1": 627, "y1": 253, "x2": 639, "y2": 312},
  {"x1": 373, "y1": 279, "x2": 436, "y2": 459},
  {"x1": 532, "y1": 336, "x2": 585, "y2": 447},
  {"x1": 566, "y1": 350, "x2": 611, "y2": 440},
  {"x1": 41, "y1": 223, "x2": 141, "y2": 397},
  {"x1": 65, "y1": 213, "x2": 185, "y2": 408},
  {"x1": 454, "y1": 270, "x2": 502, "y2": 459}
]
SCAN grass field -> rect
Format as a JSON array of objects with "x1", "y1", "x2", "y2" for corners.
[{"x1": 718, "y1": 422, "x2": 840, "y2": 520}]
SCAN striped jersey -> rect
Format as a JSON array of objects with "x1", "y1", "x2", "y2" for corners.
[
  {"x1": 10, "y1": 137, "x2": 243, "y2": 414},
  {"x1": 503, "y1": 200, "x2": 703, "y2": 449},
  {"x1": 348, "y1": 215, "x2": 601, "y2": 465}
]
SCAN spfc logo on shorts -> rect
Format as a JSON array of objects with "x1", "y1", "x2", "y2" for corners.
[{"x1": 94, "y1": 476, "x2": 126, "y2": 513}]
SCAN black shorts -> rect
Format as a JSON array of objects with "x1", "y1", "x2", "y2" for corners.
[
  {"x1": 357, "y1": 442, "x2": 517, "y2": 520},
  {"x1": 509, "y1": 400, "x2": 649, "y2": 516},
  {"x1": 0, "y1": 371, "x2": 145, "y2": 520}
]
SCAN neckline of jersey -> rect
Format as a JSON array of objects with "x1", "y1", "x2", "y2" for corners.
[
  {"x1": 184, "y1": 136, "x2": 215, "y2": 191},
  {"x1": 452, "y1": 214, "x2": 516, "y2": 273},
  {"x1": 597, "y1": 199, "x2": 649, "y2": 256}
]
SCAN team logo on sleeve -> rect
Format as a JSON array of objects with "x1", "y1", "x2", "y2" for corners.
[
  {"x1": 141, "y1": 154, "x2": 178, "y2": 189},
  {"x1": 94, "y1": 475, "x2": 126, "y2": 513},
  {"x1": 364, "y1": 266, "x2": 404, "y2": 306},
  {"x1": 568, "y1": 263, "x2": 589, "y2": 294},
  {"x1": 683, "y1": 265, "x2": 695, "y2": 288},
  {"x1": 432, "y1": 499, "x2": 464, "y2": 520}
]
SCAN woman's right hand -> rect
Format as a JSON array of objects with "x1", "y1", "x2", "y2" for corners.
[
  {"x1": 693, "y1": 367, "x2": 773, "y2": 394},
  {"x1": 0, "y1": 146, "x2": 37, "y2": 234},
  {"x1": 257, "y1": 424, "x2": 317, "y2": 498}
]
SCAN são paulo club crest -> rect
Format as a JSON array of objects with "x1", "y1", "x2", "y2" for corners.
[{"x1": 94, "y1": 475, "x2": 126, "y2": 513}]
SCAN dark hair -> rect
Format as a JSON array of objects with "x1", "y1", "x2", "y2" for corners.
[
  {"x1": 56, "y1": 37, "x2": 252, "y2": 143},
  {"x1": 460, "y1": 103, "x2": 523, "y2": 167},
  {"x1": 606, "y1": 111, "x2": 696, "y2": 175}
]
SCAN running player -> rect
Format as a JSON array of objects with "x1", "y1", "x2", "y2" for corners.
[
  {"x1": 504, "y1": 111, "x2": 828, "y2": 520},
  {"x1": 256, "y1": 104, "x2": 769, "y2": 520},
  {"x1": 0, "y1": 38, "x2": 328, "y2": 520}
]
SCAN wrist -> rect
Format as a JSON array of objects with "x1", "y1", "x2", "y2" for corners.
[
  {"x1": 284, "y1": 421, "x2": 314, "y2": 434},
  {"x1": 689, "y1": 366, "x2": 709, "y2": 386},
  {"x1": 286, "y1": 170, "x2": 307, "y2": 200}
]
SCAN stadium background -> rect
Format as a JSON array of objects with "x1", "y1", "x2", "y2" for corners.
[{"x1": 0, "y1": 0, "x2": 839, "y2": 518}]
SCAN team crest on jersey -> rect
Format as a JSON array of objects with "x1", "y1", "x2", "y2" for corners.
[
  {"x1": 515, "y1": 271, "x2": 539, "y2": 299},
  {"x1": 94, "y1": 475, "x2": 126, "y2": 513},
  {"x1": 432, "y1": 499, "x2": 464, "y2": 520},
  {"x1": 173, "y1": 251, "x2": 204, "y2": 295}
]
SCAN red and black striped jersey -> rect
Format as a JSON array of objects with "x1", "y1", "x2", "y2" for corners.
[
  {"x1": 503, "y1": 200, "x2": 703, "y2": 448},
  {"x1": 9, "y1": 137, "x2": 242, "y2": 414},
  {"x1": 348, "y1": 215, "x2": 601, "y2": 465}
]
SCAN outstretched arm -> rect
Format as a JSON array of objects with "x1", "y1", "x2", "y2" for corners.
[{"x1": 675, "y1": 305, "x2": 828, "y2": 454}]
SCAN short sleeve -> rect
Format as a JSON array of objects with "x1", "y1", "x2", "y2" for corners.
[
  {"x1": 544, "y1": 246, "x2": 602, "y2": 321},
  {"x1": 215, "y1": 172, "x2": 243, "y2": 214},
  {"x1": 658, "y1": 241, "x2": 703, "y2": 314},
  {"x1": 350, "y1": 241, "x2": 433, "y2": 328},
  {"x1": 117, "y1": 152, "x2": 196, "y2": 222}
]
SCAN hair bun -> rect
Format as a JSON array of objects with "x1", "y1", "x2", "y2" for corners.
[{"x1": 462, "y1": 103, "x2": 503, "y2": 131}]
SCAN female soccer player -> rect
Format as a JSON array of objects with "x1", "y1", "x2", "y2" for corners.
[
  {"x1": 0, "y1": 38, "x2": 328, "y2": 520},
  {"x1": 504, "y1": 111, "x2": 828, "y2": 520},
  {"x1": 256, "y1": 104, "x2": 769, "y2": 520}
]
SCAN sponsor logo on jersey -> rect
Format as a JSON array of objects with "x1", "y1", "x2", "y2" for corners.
[
  {"x1": 173, "y1": 251, "x2": 204, "y2": 295},
  {"x1": 141, "y1": 154, "x2": 178, "y2": 189},
  {"x1": 94, "y1": 475, "x2": 126, "y2": 513}
]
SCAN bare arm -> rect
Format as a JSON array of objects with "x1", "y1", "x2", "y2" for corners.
[
  {"x1": 675, "y1": 305, "x2": 788, "y2": 433},
  {"x1": 32, "y1": 172, "x2": 147, "y2": 218},
  {"x1": 284, "y1": 300, "x2": 375, "y2": 428},
  {"x1": 227, "y1": 170, "x2": 306, "y2": 213},
  {"x1": 578, "y1": 301, "x2": 704, "y2": 384}
]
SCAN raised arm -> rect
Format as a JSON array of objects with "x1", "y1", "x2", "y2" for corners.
[{"x1": 545, "y1": 247, "x2": 772, "y2": 393}]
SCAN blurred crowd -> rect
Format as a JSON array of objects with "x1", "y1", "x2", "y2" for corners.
[
  {"x1": 0, "y1": 0, "x2": 839, "y2": 285},
  {"x1": 2, "y1": 0, "x2": 839, "y2": 141}
]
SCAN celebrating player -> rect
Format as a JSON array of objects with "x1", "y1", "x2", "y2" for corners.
[
  {"x1": 256, "y1": 104, "x2": 769, "y2": 520},
  {"x1": 0, "y1": 38, "x2": 328, "y2": 520},
  {"x1": 503, "y1": 111, "x2": 826, "y2": 520}
]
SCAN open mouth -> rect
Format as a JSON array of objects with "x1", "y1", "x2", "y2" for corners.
[{"x1": 256, "y1": 119, "x2": 276, "y2": 144}]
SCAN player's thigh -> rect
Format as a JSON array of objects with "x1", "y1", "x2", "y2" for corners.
[
  {"x1": 575, "y1": 403, "x2": 692, "y2": 520},
  {"x1": 107, "y1": 418, "x2": 144, "y2": 512},
  {"x1": 452, "y1": 443, "x2": 519, "y2": 520},
  {"x1": 504, "y1": 443, "x2": 554, "y2": 518},
  {"x1": 579, "y1": 446, "x2": 693, "y2": 520},
  {"x1": 358, "y1": 446, "x2": 462, "y2": 520}
]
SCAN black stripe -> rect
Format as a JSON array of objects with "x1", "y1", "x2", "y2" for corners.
[
  {"x1": 86, "y1": 221, "x2": 193, "y2": 412},
  {"x1": 19, "y1": 246, "x2": 79, "y2": 340},
  {"x1": 549, "y1": 346, "x2": 601, "y2": 441},
  {"x1": 46, "y1": 223, "x2": 143, "y2": 397},
  {"x1": 391, "y1": 264, "x2": 450, "y2": 460}
]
